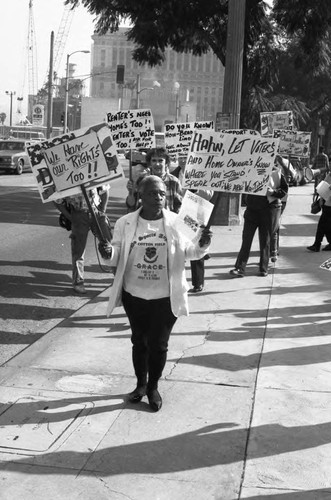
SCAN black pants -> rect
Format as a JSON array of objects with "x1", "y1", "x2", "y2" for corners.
[
  {"x1": 122, "y1": 290, "x2": 177, "y2": 390},
  {"x1": 235, "y1": 204, "x2": 281, "y2": 273},
  {"x1": 190, "y1": 258, "x2": 205, "y2": 288},
  {"x1": 315, "y1": 205, "x2": 331, "y2": 246}
]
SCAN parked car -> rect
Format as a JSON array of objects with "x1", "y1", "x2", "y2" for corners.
[{"x1": 0, "y1": 140, "x2": 32, "y2": 175}]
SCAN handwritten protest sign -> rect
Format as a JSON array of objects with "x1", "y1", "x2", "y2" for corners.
[
  {"x1": 182, "y1": 129, "x2": 279, "y2": 195},
  {"x1": 175, "y1": 190, "x2": 213, "y2": 243},
  {"x1": 273, "y1": 129, "x2": 311, "y2": 157},
  {"x1": 260, "y1": 111, "x2": 293, "y2": 136},
  {"x1": 107, "y1": 109, "x2": 155, "y2": 150},
  {"x1": 164, "y1": 120, "x2": 214, "y2": 161},
  {"x1": 320, "y1": 258, "x2": 331, "y2": 271},
  {"x1": 26, "y1": 122, "x2": 123, "y2": 203},
  {"x1": 43, "y1": 131, "x2": 109, "y2": 192}
]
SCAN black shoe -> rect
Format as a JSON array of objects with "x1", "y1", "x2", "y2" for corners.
[
  {"x1": 259, "y1": 271, "x2": 268, "y2": 277},
  {"x1": 147, "y1": 389, "x2": 162, "y2": 412},
  {"x1": 191, "y1": 285, "x2": 203, "y2": 293},
  {"x1": 128, "y1": 385, "x2": 147, "y2": 403},
  {"x1": 307, "y1": 245, "x2": 320, "y2": 252},
  {"x1": 322, "y1": 244, "x2": 331, "y2": 251},
  {"x1": 229, "y1": 268, "x2": 244, "y2": 278}
]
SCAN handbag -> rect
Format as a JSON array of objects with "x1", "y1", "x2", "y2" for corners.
[{"x1": 311, "y1": 194, "x2": 322, "y2": 214}]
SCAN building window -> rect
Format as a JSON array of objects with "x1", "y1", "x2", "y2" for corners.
[
  {"x1": 112, "y1": 48, "x2": 118, "y2": 66},
  {"x1": 169, "y1": 52, "x2": 175, "y2": 71},
  {"x1": 198, "y1": 56, "x2": 204, "y2": 72},
  {"x1": 205, "y1": 53, "x2": 211, "y2": 72}
]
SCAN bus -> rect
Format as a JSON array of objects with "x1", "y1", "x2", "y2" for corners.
[{"x1": 1, "y1": 125, "x2": 63, "y2": 141}]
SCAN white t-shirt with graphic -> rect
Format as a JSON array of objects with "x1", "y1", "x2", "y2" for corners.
[{"x1": 123, "y1": 216, "x2": 169, "y2": 299}]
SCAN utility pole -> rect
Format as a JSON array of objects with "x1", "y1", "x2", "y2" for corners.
[
  {"x1": 46, "y1": 31, "x2": 54, "y2": 139},
  {"x1": 211, "y1": 0, "x2": 246, "y2": 226},
  {"x1": 136, "y1": 74, "x2": 141, "y2": 109},
  {"x1": 5, "y1": 91, "x2": 16, "y2": 126}
]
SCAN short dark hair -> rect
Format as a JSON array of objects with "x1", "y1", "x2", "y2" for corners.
[
  {"x1": 145, "y1": 147, "x2": 171, "y2": 166},
  {"x1": 138, "y1": 175, "x2": 166, "y2": 194}
]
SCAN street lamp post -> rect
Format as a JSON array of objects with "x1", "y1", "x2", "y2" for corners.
[
  {"x1": 64, "y1": 50, "x2": 90, "y2": 133},
  {"x1": 135, "y1": 74, "x2": 160, "y2": 109},
  {"x1": 5, "y1": 91, "x2": 16, "y2": 126}
]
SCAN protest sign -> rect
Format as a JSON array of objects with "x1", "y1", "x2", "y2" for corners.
[
  {"x1": 26, "y1": 122, "x2": 123, "y2": 203},
  {"x1": 273, "y1": 129, "x2": 311, "y2": 157},
  {"x1": 175, "y1": 190, "x2": 213, "y2": 243},
  {"x1": 182, "y1": 129, "x2": 279, "y2": 195},
  {"x1": 320, "y1": 258, "x2": 331, "y2": 271},
  {"x1": 260, "y1": 111, "x2": 294, "y2": 136},
  {"x1": 164, "y1": 120, "x2": 214, "y2": 161},
  {"x1": 107, "y1": 109, "x2": 155, "y2": 150},
  {"x1": 316, "y1": 180, "x2": 331, "y2": 201}
]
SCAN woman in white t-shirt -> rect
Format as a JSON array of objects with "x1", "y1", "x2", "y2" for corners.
[{"x1": 99, "y1": 176, "x2": 212, "y2": 412}]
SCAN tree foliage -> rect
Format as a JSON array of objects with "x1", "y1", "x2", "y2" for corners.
[{"x1": 66, "y1": 0, "x2": 331, "y2": 134}]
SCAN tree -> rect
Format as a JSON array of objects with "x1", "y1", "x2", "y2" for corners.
[
  {"x1": 0, "y1": 112, "x2": 6, "y2": 125},
  {"x1": 66, "y1": 0, "x2": 331, "y2": 132}
]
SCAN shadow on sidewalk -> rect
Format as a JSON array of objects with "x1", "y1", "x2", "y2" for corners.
[
  {"x1": 1, "y1": 414, "x2": 331, "y2": 477},
  {"x1": 239, "y1": 489, "x2": 331, "y2": 499}
]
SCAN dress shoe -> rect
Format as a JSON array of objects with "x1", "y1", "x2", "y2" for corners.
[
  {"x1": 128, "y1": 385, "x2": 147, "y2": 403},
  {"x1": 229, "y1": 268, "x2": 244, "y2": 278},
  {"x1": 73, "y1": 283, "x2": 86, "y2": 294},
  {"x1": 147, "y1": 389, "x2": 162, "y2": 412},
  {"x1": 322, "y1": 244, "x2": 331, "y2": 251},
  {"x1": 307, "y1": 245, "x2": 320, "y2": 252},
  {"x1": 192, "y1": 285, "x2": 203, "y2": 293},
  {"x1": 259, "y1": 271, "x2": 268, "y2": 277}
]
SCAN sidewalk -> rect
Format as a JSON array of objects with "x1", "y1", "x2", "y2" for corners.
[{"x1": 1, "y1": 183, "x2": 331, "y2": 500}]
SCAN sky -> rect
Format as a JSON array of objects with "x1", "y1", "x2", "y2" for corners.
[{"x1": 0, "y1": 0, "x2": 96, "y2": 121}]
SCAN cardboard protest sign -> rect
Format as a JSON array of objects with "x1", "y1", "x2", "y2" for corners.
[
  {"x1": 107, "y1": 109, "x2": 155, "y2": 151},
  {"x1": 26, "y1": 122, "x2": 123, "y2": 203},
  {"x1": 182, "y1": 129, "x2": 279, "y2": 195},
  {"x1": 260, "y1": 111, "x2": 294, "y2": 136},
  {"x1": 42, "y1": 131, "x2": 109, "y2": 192},
  {"x1": 164, "y1": 120, "x2": 214, "y2": 161},
  {"x1": 175, "y1": 190, "x2": 213, "y2": 243},
  {"x1": 273, "y1": 129, "x2": 311, "y2": 157},
  {"x1": 316, "y1": 180, "x2": 331, "y2": 201},
  {"x1": 320, "y1": 258, "x2": 331, "y2": 271}
]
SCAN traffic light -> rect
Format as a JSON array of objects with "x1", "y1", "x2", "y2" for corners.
[
  {"x1": 116, "y1": 65, "x2": 125, "y2": 84},
  {"x1": 60, "y1": 112, "x2": 64, "y2": 125}
]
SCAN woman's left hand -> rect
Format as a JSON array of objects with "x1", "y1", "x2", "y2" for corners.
[{"x1": 198, "y1": 226, "x2": 213, "y2": 247}]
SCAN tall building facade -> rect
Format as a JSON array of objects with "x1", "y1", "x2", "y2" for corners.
[{"x1": 91, "y1": 28, "x2": 225, "y2": 130}]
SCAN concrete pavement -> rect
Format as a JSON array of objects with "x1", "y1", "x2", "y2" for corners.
[{"x1": 1, "y1": 182, "x2": 331, "y2": 500}]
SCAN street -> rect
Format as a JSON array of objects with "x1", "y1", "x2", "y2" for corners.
[{"x1": 0, "y1": 167, "x2": 128, "y2": 365}]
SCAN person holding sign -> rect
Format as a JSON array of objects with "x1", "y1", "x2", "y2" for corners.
[
  {"x1": 307, "y1": 172, "x2": 331, "y2": 252},
  {"x1": 98, "y1": 176, "x2": 212, "y2": 412},
  {"x1": 126, "y1": 147, "x2": 182, "y2": 213},
  {"x1": 172, "y1": 158, "x2": 213, "y2": 292},
  {"x1": 230, "y1": 167, "x2": 288, "y2": 278},
  {"x1": 55, "y1": 185, "x2": 112, "y2": 294}
]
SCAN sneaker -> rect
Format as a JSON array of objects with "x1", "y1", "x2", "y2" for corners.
[
  {"x1": 191, "y1": 285, "x2": 204, "y2": 293},
  {"x1": 229, "y1": 268, "x2": 244, "y2": 278},
  {"x1": 259, "y1": 271, "x2": 268, "y2": 277},
  {"x1": 307, "y1": 245, "x2": 320, "y2": 252},
  {"x1": 322, "y1": 244, "x2": 331, "y2": 251},
  {"x1": 73, "y1": 283, "x2": 87, "y2": 294}
]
